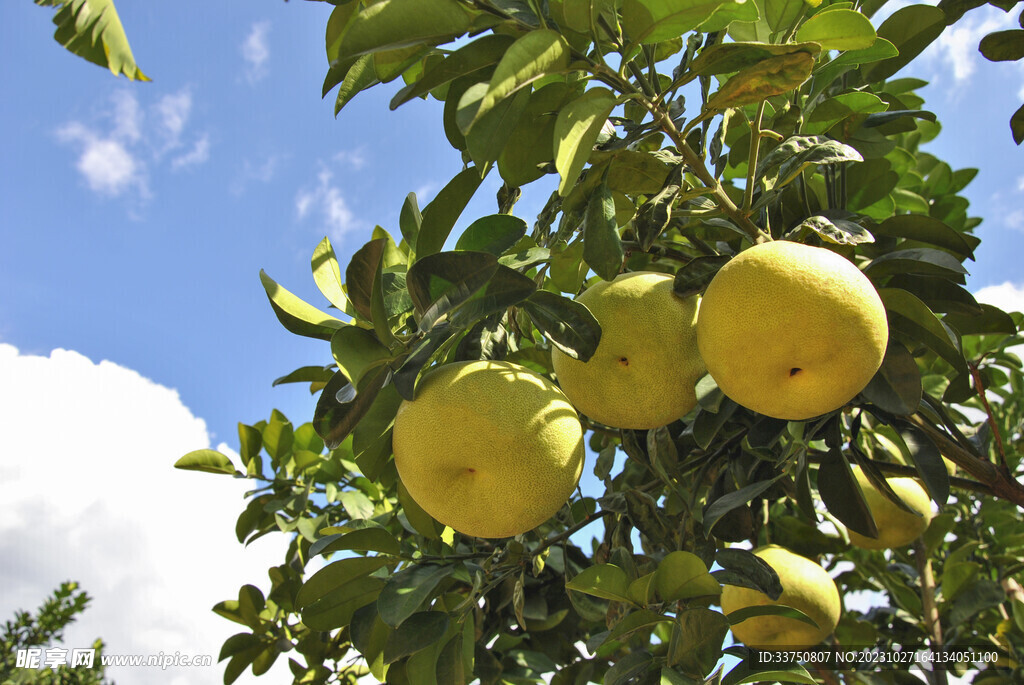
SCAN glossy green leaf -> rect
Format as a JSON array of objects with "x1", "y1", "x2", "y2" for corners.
[
  {"x1": 260, "y1": 270, "x2": 344, "y2": 340},
  {"x1": 655, "y1": 551, "x2": 722, "y2": 601},
  {"x1": 703, "y1": 475, "x2": 784, "y2": 534},
  {"x1": 407, "y1": 251, "x2": 499, "y2": 331},
  {"x1": 797, "y1": 215, "x2": 875, "y2": 245},
  {"x1": 1012, "y1": 102, "x2": 1024, "y2": 145},
  {"x1": 879, "y1": 288, "x2": 964, "y2": 370},
  {"x1": 900, "y1": 425, "x2": 949, "y2": 505},
  {"x1": 464, "y1": 87, "x2": 530, "y2": 168},
  {"x1": 334, "y1": 0, "x2": 473, "y2": 62},
  {"x1": 602, "y1": 609, "x2": 672, "y2": 646},
  {"x1": 378, "y1": 564, "x2": 456, "y2": 627},
  {"x1": 384, "y1": 611, "x2": 449, "y2": 663},
  {"x1": 805, "y1": 92, "x2": 888, "y2": 135},
  {"x1": 335, "y1": 54, "x2": 379, "y2": 115},
  {"x1": 331, "y1": 325, "x2": 393, "y2": 387},
  {"x1": 393, "y1": 324, "x2": 458, "y2": 400},
  {"x1": 979, "y1": 29, "x2": 1024, "y2": 61},
  {"x1": 313, "y1": 366, "x2": 389, "y2": 449},
  {"x1": 391, "y1": 34, "x2": 515, "y2": 109},
  {"x1": 673, "y1": 255, "x2": 731, "y2": 298},
  {"x1": 818, "y1": 447, "x2": 878, "y2": 538},
  {"x1": 713, "y1": 548, "x2": 783, "y2": 600},
  {"x1": 623, "y1": 0, "x2": 736, "y2": 43},
  {"x1": 583, "y1": 178, "x2": 623, "y2": 281},
  {"x1": 301, "y1": 576, "x2": 385, "y2": 631},
  {"x1": 947, "y1": 579, "x2": 1005, "y2": 627},
  {"x1": 296, "y1": 556, "x2": 390, "y2": 610},
  {"x1": 38, "y1": 0, "x2": 149, "y2": 80},
  {"x1": 795, "y1": 9, "x2": 876, "y2": 51},
  {"x1": 725, "y1": 603, "x2": 819, "y2": 628},
  {"x1": 863, "y1": 5, "x2": 946, "y2": 82},
  {"x1": 417, "y1": 167, "x2": 486, "y2": 257},
  {"x1": 943, "y1": 304, "x2": 1017, "y2": 336},
  {"x1": 446, "y1": 264, "x2": 537, "y2": 328},
  {"x1": 474, "y1": 29, "x2": 570, "y2": 127},
  {"x1": 669, "y1": 608, "x2": 730, "y2": 676},
  {"x1": 400, "y1": 192, "x2": 423, "y2": 249},
  {"x1": 311, "y1": 236, "x2": 349, "y2": 310},
  {"x1": 566, "y1": 563, "x2": 632, "y2": 602},
  {"x1": 886, "y1": 275, "x2": 982, "y2": 316},
  {"x1": 554, "y1": 88, "x2": 617, "y2": 196},
  {"x1": 722, "y1": 660, "x2": 818, "y2": 685},
  {"x1": 865, "y1": 248, "x2": 970, "y2": 282},
  {"x1": 522, "y1": 290, "x2": 602, "y2": 361},
  {"x1": 860, "y1": 341, "x2": 922, "y2": 415},
  {"x1": 455, "y1": 215, "x2": 528, "y2": 256},
  {"x1": 345, "y1": 238, "x2": 387, "y2": 321},
  {"x1": 174, "y1": 449, "x2": 236, "y2": 475}
]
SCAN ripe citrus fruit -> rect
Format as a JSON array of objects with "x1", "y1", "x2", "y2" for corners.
[
  {"x1": 846, "y1": 466, "x2": 933, "y2": 550},
  {"x1": 551, "y1": 272, "x2": 704, "y2": 429},
  {"x1": 392, "y1": 360, "x2": 585, "y2": 539},
  {"x1": 720, "y1": 545, "x2": 841, "y2": 650},
  {"x1": 696, "y1": 240, "x2": 888, "y2": 420}
]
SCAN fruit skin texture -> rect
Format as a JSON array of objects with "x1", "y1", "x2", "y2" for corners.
[
  {"x1": 696, "y1": 241, "x2": 888, "y2": 421},
  {"x1": 720, "y1": 545, "x2": 841, "y2": 650},
  {"x1": 551, "y1": 272, "x2": 704, "y2": 430},
  {"x1": 847, "y1": 466, "x2": 933, "y2": 550},
  {"x1": 392, "y1": 360, "x2": 585, "y2": 539}
]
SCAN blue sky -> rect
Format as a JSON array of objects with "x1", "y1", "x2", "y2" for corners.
[{"x1": 1, "y1": 1, "x2": 1022, "y2": 683}]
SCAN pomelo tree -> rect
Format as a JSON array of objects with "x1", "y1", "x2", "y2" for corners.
[{"x1": 176, "y1": 0, "x2": 1024, "y2": 683}]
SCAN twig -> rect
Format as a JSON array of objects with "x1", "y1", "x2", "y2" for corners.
[
  {"x1": 915, "y1": 539, "x2": 948, "y2": 685},
  {"x1": 743, "y1": 101, "x2": 767, "y2": 212},
  {"x1": 968, "y1": 362, "x2": 1011, "y2": 474}
]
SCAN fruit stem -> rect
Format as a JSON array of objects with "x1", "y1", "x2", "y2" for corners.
[
  {"x1": 535, "y1": 508, "x2": 613, "y2": 556},
  {"x1": 908, "y1": 414, "x2": 1024, "y2": 509},
  {"x1": 967, "y1": 362, "x2": 1011, "y2": 475},
  {"x1": 743, "y1": 101, "x2": 768, "y2": 213},
  {"x1": 915, "y1": 539, "x2": 949, "y2": 685}
]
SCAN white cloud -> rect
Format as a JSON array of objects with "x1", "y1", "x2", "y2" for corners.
[
  {"x1": 232, "y1": 155, "x2": 280, "y2": 196},
  {"x1": 111, "y1": 89, "x2": 143, "y2": 143},
  {"x1": 156, "y1": 89, "x2": 193, "y2": 150},
  {"x1": 0, "y1": 344, "x2": 287, "y2": 685},
  {"x1": 56, "y1": 121, "x2": 146, "y2": 198},
  {"x1": 295, "y1": 166, "x2": 360, "y2": 240},
  {"x1": 242, "y1": 22, "x2": 271, "y2": 84},
  {"x1": 922, "y1": 6, "x2": 1020, "y2": 88},
  {"x1": 171, "y1": 135, "x2": 211, "y2": 171},
  {"x1": 333, "y1": 149, "x2": 367, "y2": 171},
  {"x1": 975, "y1": 281, "x2": 1024, "y2": 315}
]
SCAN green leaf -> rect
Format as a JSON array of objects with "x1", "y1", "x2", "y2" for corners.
[
  {"x1": 900, "y1": 425, "x2": 949, "y2": 505},
  {"x1": 566, "y1": 563, "x2": 632, "y2": 602},
  {"x1": 313, "y1": 366, "x2": 390, "y2": 449},
  {"x1": 346, "y1": 238, "x2": 387, "y2": 322},
  {"x1": 795, "y1": 9, "x2": 876, "y2": 51},
  {"x1": 331, "y1": 326, "x2": 394, "y2": 388},
  {"x1": 703, "y1": 476, "x2": 784, "y2": 535},
  {"x1": 309, "y1": 527, "x2": 400, "y2": 558},
  {"x1": 674, "y1": 255, "x2": 731, "y2": 298},
  {"x1": 262, "y1": 411, "x2": 293, "y2": 461},
  {"x1": 655, "y1": 551, "x2": 722, "y2": 602},
  {"x1": 865, "y1": 248, "x2": 969, "y2": 282},
  {"x1": 473, "y1": 29, "x2": 570, "y2": 127},
  {"x1": 796, "y1": 215, "x2": 875, "y2": 245},
  {"x1": 522, "y1": 290, "x2": 602, "y2": 361},
  {"x1": 271, "y1": 365, "x2": 335, "y2": 390},
  {"x1": 860, "y1": 341, "x2": 922, "y2": 415},
  {"x1": 334, "y1": 0, "x2": 473, "y2": 62},
  {"x1": 623, "y1": 0, "x2": 736, "y2": 43},
  {"x1": 407, "y1": 251, "x2": 499, "y2": 331},
  {"x1": 174, "y1": 449, "x2": 236, "y2": 475},
  {"x1": 723, "y1": 659, "x2": 818, "y2": 685},
  {"x1": 940, "y1": 561, "x2": 980, "y2": 602},
  {"x1": 455, "y1": 214, "x2": 528, "y2": 256},
  {"x1": 335, "y1": 54, "x2": 380, "y2": 115},
  {"x1": 393, "y1": 324, "x2": 458, "y2": 400},
  {"x1": 400, "y1": 192, "x2": 423, "y2": 249},
  {"x1": 378, "y1": 564, "x2": 456, "y2": 627},
  {"x1": 724, "y1": 604, "x2": 819, "y2": 627},
  {"x1": 804, "y1": 92, "x2": 888, "y2": 135},
  {"x1": 384, "y1": 611, "x2": 450, "y2": 663},
  {"x1": 693, "y1": 399, "x2": 739, "y2": 449},
  {"x1": 446, "y1": 264, "x2": 537, "y2": 328},
  {"x1": 818, "y1": 447, "x2": 878, "y2": 538},
  {"x1": 554, "y1": 88, "x2": 617, "y2": 196},
  {"x1": 583, "y1": 178, "x2": 624, "y2": 281},
  {"x1": 391, "y1": 34, "x2": 515, "y2": 109},
  {"x1": 713, "y1": 548, "x2": 783, "y2": 600},
  {"x1": 758, "y1": 135, "x2": 863, "y2": 188},
  {"x1": 669, "y1": 608, "x2": 730, "y2": 676},
  {"x1": 296, "y1": 557, "x2": 390, "y2": 610},
  {"x1": 979, "y1": 29, "x2": 1024, "y2": 61},
  {"x1": 943, "y1": 304, "x2": 1018, "y2": 336},
  {"x1": 872, "y1": 214, "x2": 975, "y2": 260},
  {"x1": 464, "y1": 87, "x2": 531, "y2": 168},
  {"x1": 260, "y1": 270, "x2": 344, "y2": 341},
  {"x1": 1012, "y1": 102, "x2": 1024, "y2": 145},
  {"x1": 602, "y1": 609, "x2": 672, "y2": 645},
  {"x1": 863, "y1": 5, "x2": 946, "y2": 83},
  {"x1": 688, "y1": 42, "x2": 821, "y2": 76},
  {"x1": 879, "y1": 288, "x2": 965, "y2": 371},
  {"x1": 301, "y1": 576, "x2": 385, "y2": 631},
  {"x1": 311, "y1": 238, "x2": 350, "y2": 311},
  {"x1": 706, "y1": 52, "x2": 815, "y2": 109},
  {"x1": 417, "y1": 167, "x2": 486, "y2": 257},
  {"x1": 947, "y1": 580, "x2": 1005, "y2": 627},
  {"x1": 39, "y1": 0, "x2": 149, "y2": 80}
]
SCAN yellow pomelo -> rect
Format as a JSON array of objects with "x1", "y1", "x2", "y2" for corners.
[
  {"x1": 720, "y1": 545, "x2": 841, "y2": 650},
  {"x1": 846, "y1": 466, "x2": 933, "y2": 550},
  {"x1": 697, "y1": 241, "x2": 888, "y2": 420},
  {"x1": 392, "y1": 360, "x2": 585, "y2": 539},
  {"x1": 551, "y1": 272, "x2": 704, "y2": 429}
]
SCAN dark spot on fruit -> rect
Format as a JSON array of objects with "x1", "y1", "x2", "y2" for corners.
[
  {"x1": 467, "y1": 467, "x2": 476, "y2": 473},
  {"x1": 619, "y1": 357, "x2": 629, "y2": 366},
  {"x1": 790, "y1": 367, "x2": 802, "y2": 377}
]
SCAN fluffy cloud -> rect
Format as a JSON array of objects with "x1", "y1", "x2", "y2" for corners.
[
  {"x1": 295, "y1": 166, "x2": 360, "y2": 241},
  {"x1": 0, "y1": 344, "x2": 287, "y2": 684},
  {"x1": 918, "y1": 5, "x2": 1024, "y2": 96},
  {"x1": 975, "y1": 281, "x2": 1024, "y2": 315},
  {"x1": 242, "y1": 22, "x2": 271, "y2": 84},
  {"x1": 56, "y1": 88, "x2": 211, "y2": 199}
]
